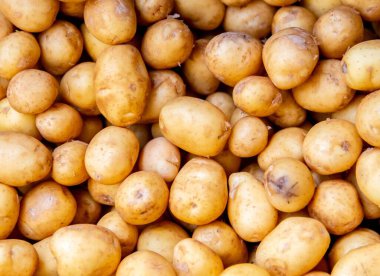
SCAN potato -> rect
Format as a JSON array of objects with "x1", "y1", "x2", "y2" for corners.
[
  {"x1": 228, "y1": 172, "x2": 278, "y2": 242},
  {"x1": 17, "y1": 181, "x2": 77, "y2": 240},
  {"x1": 193, "y1": 221, "x2": 248, "y2": 267},
  {"x1": 0, "y1": 11, "x2": 12, "y2": 39},
  {"x1": 272, "y1": 6, "x2": 316, "y2": 34},
  {"x1": 303, "y1": 119, "x2": 362, "y2": 175},
  {"x1": 293, "y1": 60, "x2": 355, "y2": 113},
  {"x1": 258, "y1": 127, "x2": 307, "y2": 171},
  {"x1": 127, "y1": 124, "x2": 151, "y2": 149},
  {"x1": 159, "y1": 96, "x2": 231, "y2": 157},
  {"x1": 0, "y1": 183, "x2": 19, "y2": 239},
  {"x1": 60, "y1": 1, "x2": 85, "y2": 18},
  {"x1": 224, "y1": 1, "x2": 275, "y2": 39},
  {"x1": 0, "y1": 0, "x2": 58, "y2": 32},
  {"x1": 33, "y1": 237, "x2": 57, "y2": 276},
  {"x1": 39, "y1": 20, "x2": 83, "y2": 75},
  {"x1": 220, "y1": 0, "x2": 251, "y2": 6},
  {"x1": 78, "y1": 116, "x2": 103, "y2": 143},
  {"x1": 84, "y1": 0, "x2": 136, "y2": 45},
  {"x1": 228, "y1": 116, "x2": 268, "y2": 158},
  {"x1": 0, "y1": 76, "x2": 8, "y2": 100},
  {"x1": 264, "y1": 158, "x2": 315, "y2": 213},
  {"x1": 331, "y1": 94, "x2": 364, "y2": 124},
  {"x1": 301, "y1": 0, "x2": 342, "y2": 17},
  {"x1": 98, "y1": 211, "x2": 139, "y2": 257},
  {"x1": 233, "y1": 76, "x2": 282, "y2": 117},
  {"x1": 256, "y1": 217, "x2": 330, "y2": 276},
  {"x1": 313, "y1": 6, "x2": 363, "y2": 59},
  {"x1": 0, "y1": 239, "x2": 38, "y2": 276},
  {"x1": 212, "y1": 149, "x2": 241, "y2": 176},
  {"x1": 71, "y1": 189, "x2": 101, "y2": 224},
  {"x1": 242, "y1": 162, "x2": 265, "y2": 183},
  {"x1": 173, "y1": 238, "x2": 224, "y2": 276},
  {"x1": 308, "y1": 179, "x2": 364, "y2": 235},
  {"x1": 169, "y1": 158, "x2": 227, "y2": 225},
  {"x1": 0, "y1": 132, "x2": 52, "y2": 187},
  {"x1": 277, "y1": 208, "x2": 309, "y2": 223},
  {"x1": 36, "y1": 103, "x2": 83, "y2": 143},
  {"x1": 220, "y1": 263, "x2": 270, "y2": 276},
  {"x1": 342, "y1": 40, "x2": 380, "y2": 91},
  {"x1": 51, "y1": 224, "x2": 121, "y2": 276},
  {"x1": 341, "y1": 0, "x2": 380, "y2": 21},
  {"x1": 206, "y1": 92, "x2": 235, "y2": 120},
  {"x1": 95, "y1": 45, "x2": 150, "y2": 126},
  {"x1": 230, "y1": 107, "x2": 249, "y2": 126},
  {"x1": 137, "y1": 220, "x2": 189, "y2": 262},
  {"x1": 263, "y1": 27, "x2": 319, "y2": 90},
  {"x1": 116, "y1": 250, "x2": 176, "y2": 276},
  {"x1": 81, "y1": 23, "x2": 111, "y2": 61},
  {"x1": 135, "y1": 0, "x2": 174, "y2": 25},
  {"x1": 0, "y1": 31, "x2": 40, "y2": 79},
  {"x1": 140, "y1": 70, "x2": 185, "y2": 123},
  {"x1": 331, "y1": 243, "x2": 380, "y2": 276},
  {"x1": 88, "y1": 179, "x2": 120, "y2": 206},
  {"x1": 305, "y1": 272, "x2": 330, "y2": 276},
  {"x1": 175, "y1": 0, "x2": 225, "y2": 30},
  {"x1": 263, "y1": 0, "x2": 297, "y2": 6},
  {"x1": 183, "y1": 39, "x2": 220, "y2": 96},
  {"x1": 205, "y1": 32, "x2": 262, "y2": 86}
]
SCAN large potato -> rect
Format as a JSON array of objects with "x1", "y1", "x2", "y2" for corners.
[
  {"x1": 95, "y1": 45, "x2": 150, "y2": 126},
  {"x1": 220, "y1": 264, "x2": 270, "y2": 276},
  {"x1": 88, "y1": 179, "x2": 120, "y2": 206},
  {"x1": 135, "y1": 0, "x2": 174, "y2": 25},
  {"x1": 0, "y1": 183, "x2": 19, "y2": 239},
  {"x1": 272, "y1": 6, "x2": 316, "y2": 34},
  {"x1": 33, "y1": 237, "x2": 58, "y2": 276},
  {"x1": 341, "y1": 0, "x2": 380, "y2": 21}
]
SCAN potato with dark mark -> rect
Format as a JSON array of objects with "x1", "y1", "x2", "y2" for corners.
[
  {"x1": 341, "y1": 0, "x2": 380, "y2": 21},
  {"x1": 0, "y1": 184, "x2": 19, "y2": 239},
  {"x1": 272, "y1": 6, "x2": 316, "y2": 34},
  {"x1": 78, "y1": 116, "x2": 103, "y2": 143},
  {"x1": 206, "y1": 92, "x2": 235, "y2": 120},
  {"x1": 220, "y1": 263, "x2": 270, "y2": 276},
  {"x1": 135, "y1": 0, "x2": 174, "y2": 25},
  {"x1": 88, "y1": 179, "x2": 120, "y2": 206},
  {"x1": 331, "y1": 94, "x2": 364, "y2": 124},
  {"x1": 256, "y1": 217, "x2": 330, "y2": 276},
  {"x1": 33, "y1": 237, "x2": 58, "y2": 276}
]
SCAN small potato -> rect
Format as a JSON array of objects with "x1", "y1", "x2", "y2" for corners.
[
  {"x1": 115, "y1": 171, "x2": 169, "y2": 225},
  {"x1": 0, "y1": 183, "x2": 19, "y2": 239},
  {"x1": 331, "y1": 94, "x2": 364, "y2": 124},
  {"x1": 18, "y1": 181, "x2": 77, "y2": 240},
  {"x1": 301, "y1": 0, "x2": 342, "y2": 17},
  {"x1": 98, "y1": 211, "x2": 139, "y2": 257},
  {"x1": 85, "y1": 126, "x2": 139, "y2": 184},
  {"x1": 169, "y1": 158, "x2": 228, "y2": 225},
  {"x1": 173, "y1": 238, "x2": 224, "y2": 276},
  {"x1": 228, "y1": 172, "x2": 278, "y2": 242},
  {"x1": 137, "y1": 220, "x2": 189, "y2": 262},
  {"x1": 256, "y1": 217, "x2": 330, "y2": 276},
  {"x1": 341, "y1": 0, "x2": 380, "y2": 21},
  {"x1": 293, "y1": 60, "x2": 355, "y2": 113},
  {"x1": 342, "y1": 40, "x2": 380, "y2": 91},
  {"x1": 331, "y1": 243, "x2": 380, "y2": 276},
  {"x1": 88, "y1": 179, "x2": 120, "y2": 206},
  {"x1": 193, "y1": 221, "x2": 248, "y2": 267},
  {"x1": 138, "y1": 137, "x2": 181, "y2": 182},
  {"x1": 95, "y1": 45, "x2": 150, "y2": 126},
  {"x1": 230, "y1": 107, "x2": 249, "y2": 126},
  {"x1": 308, "y1": 179, "x2": 364, "y2": 235},
  {"x1": 212, "y1": 149, "x2": 241, "y2": 176},
  {"x1": 0, "y1": 132, "x2": 52, "y2": 187},
  {"x1": 258, "y1": 127, "x2": 307, "y2": 171},
  {"x1": 220, "y1": 0, "x2": 251, "y2": 6},
  {"x1": 313, "y1": 6, "x2": 363, "y2": 59},
  {"x1": 272, "y1": 6, "x2": 316, "y2": 34},
  {"x1": 0, "y1": 31, "x2": 40, "y2": 79},
  {"x1": 175, "y1": 0, "x2": 225, "y2": 30},
  {"x1": 263, "y1": 27, "x2": 319, "y2": 90},
  {"x1": 205, "y1": 32, "x2": 263, "y2": 87},
  {"x1": 51, "y1": 224, "x2": 121, "y2": 276},
  {"x1": 84, "y1": 0, "x2": 136, "y2": 45},
  {"x1": 183, "y1": 39, "x2": 220, "y2": 96},
  {"x1": 220, "y1": 263, "x2": 270, "y2": 276},
  {"x1": 127, "y1": 124, "x2": 151, "y2": 149},
  {"x1": 116, "y1": 251, "x2": 176, "y2": 276},
  {"x1": 135, "y1": 0, "x2": 174, "y2": 25},
  {"x1": 52, "y1": 141, "x2": 89, "y2": 186},
  {"x1": 33, "y1": 237, "x2": 57, "y2": 276},
  {"x1": 39, "y1": 20, "x2": 83, "y2": 75},
  {"x1": 263, "y1": 0, "x2": 297, "y2": 6},
  {"x1": 206, "y1": 92, "x2": 235, "y2": 120},
  {"x1": 81, "y1": 23, "x2": 111, "y2": 61},
  {"x1": 159, "y1": 96, "x2": 231, "y2": 157},
  {"x1": 78, "y1": 116, "x2": 103, "y2": 143},
  {"x1": 140, "y1": 70, "x2": 185, "y2": 123},
  {"x1": 224, "y1": 1, "x2": 275, "y2": 39},
  {"x1": 0, "y1": 11, "x2": 12, "y2": 39},
  {"x1": 303, "y1": 119, "x2": 362, "y2": 175},
  {"x1": 242, "y1": 162, "x2": 265, "y2": 183},
  {"x1": 228, "y1": 116, "x2": 268, "y2": 157},
  {"x1": 36, "y1": 103, "x2": 83, "y2": 143},
  {"x1": 0, "y1": 0, "x2": 58, "y2": 32},
  {"x1": 72, "y1": 189, "x2": 101, "y2": 224},
  {"x1": 277, "y1": 208, "x2": 309, "y2": 223},
  {"x1": 233, "y1": 76, "x2": 282, "y2": 117},
  {"x1": 60, "y1": 1, "x2": 85, "y2": 18},
  {"x1": 0, "y1": 76, "x2": 8, "y2": 100},
  {"x1": 0, "y1": 239, "x2": 38, "y2": 276}
]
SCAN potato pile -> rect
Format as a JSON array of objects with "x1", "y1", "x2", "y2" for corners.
[{"x1": 0, "y1": 0, "x2": 380, "y2": 275}]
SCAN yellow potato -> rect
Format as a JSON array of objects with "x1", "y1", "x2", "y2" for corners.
[
  {"x1": 0, "y1": 183, "x2": 19, "y2": 239},
  {"x1": 272, "y1": 6, "x2": 316, "y2": 34},
  {"x1": 33, "y1": 237, "x2": 58, "y2": 276},
  {"x1": 0, "y1": 76, "x2": 8, "y2": 100},
  {"x1": 88, "y1": 179, "x2": 120, "y2": 206},
  {"x1": 220, "y1": 263, "x2": 270, "y2": 276},
  {"x1": 331, "y1": 94, "x2": 364, "y2": 124},
  {"x1": 60, "y1": 1, "x2": 85, "y2": 18},
  {"x1": 241, "y1": 162, "x2": 265, "y2": 183},
  {"x1": 127, "y1": 124, "x2": 151, "y2": 149},
  {"x1": 277, "y1": 208, "x2": 309, "y2": 223},
  {"x1": 230, "y1": 107, "x2": 249, "y2": 126},
  {"x1": 305, "y1": 272, "x2": 330, "y2": 276},
  {"x1": 71, "y1": 189, "x2": 101, "y2": 224},
  {"x1": 220, "y1": 0, "x2": 251, "y2": 6},
  {"x1": 206, "y1": 92, "x2": 235, "y2": 121},
  {"x1": 135, "y1": 0, "x2": 174, "y2": 25},
  {"x1": 0, "y1": 10, "x2": 12, "y2": 39},
  {"x1": 78, "y1": 116, "x2": 103, "y2": 143},
  {"x1": 341, "y1": 0, "x2": 380, "y2": 21},
  {"x1": 301, "y1": 0, "x2": 342, "y2": 17},
  {"x1": 212, "y1": 149, "x2": 241, "y2": 176},
  {"x1": 263, "y1": 0, "x2": 297, "y2": 6},
  {"x1": 81, "y1": 23, "x2": 111, "y2": 61}
]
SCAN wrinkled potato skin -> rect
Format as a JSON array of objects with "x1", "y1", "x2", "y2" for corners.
[
  {"x1": 331, "y1": 94, "x2": 364, "y2": 124},
  {"x1": 78, "y1": 116, "x2": 103, "y2": 143},
  {"x1": 301, "y1": 0, "x2": 342, "y2": 17},
  {"x1": 135, "y1": 0, "x2": 174, "y2": 25},
  {"x1": 81, "y1": 24, "x2": 111, "y2": 61},
  {"x1": 220, "y1": 263, "x2": 270, "y2": 276},
  {"x1": 0, "y1": 11, "x2": 13, "y2": 39},
  {"x1": 87, "y1": 179, "x2": 120, "y2": 206},
  {"x1": 0, "y1": 184, "x2": 19, "y2": 239},
  {"x1": 33, "y1": 237, "x2": 58, "y2": 276},
  {"x1": 71, "y1": 189, "x2": 101, "y2": 224},
  {"x1": 206, "y1": 92, "x2": 235, "y2": 120},
  {"x1": 341, "y1": 0, "x2": 380, "y2": 21},
  {"x1": 272, "y1": 6, "x2": 316, "y2": 34}
]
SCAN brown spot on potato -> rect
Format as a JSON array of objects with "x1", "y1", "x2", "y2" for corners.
[
  {"x1": 341, "y1": 140, "x2": 350, "y2": 152},
  {"x1": 267, "y1": 174, "x2": 298, "y2": 199},
  {"x1": 342, "y1": 62, "x2": 347, "y2": 73}
]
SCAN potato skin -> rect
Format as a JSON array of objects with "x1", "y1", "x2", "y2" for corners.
[
  {"x1": 88, "y1": 179, "x2": 120, "y2": 206},
  {"x1": 301, "y1": 0, "x2": 342, "y2": 17},
  {"x1": 263, "y1": 0, "x2": 297, "y2": 6},
  {"x1": 0, "y1": 11, "x2": 13, "y2": 39},
  {"x1": 71, "y1": 189, "x2": 101, "y2": 224},
  {"x1": 220, "y1": 263, "x2": 270, "y2": 276},
  {"x1": 81, "y1": 23, "x2": 111, "y2": 61},
  {"x1": 135, "y1": 0, "x2": 174, "y2": 25},
  {"x1": 272, "y1": 6, "x2": 316, "y2": 34},
  {"x1": 0, "y1": 183, "x2": 19, "y2": 239},
  {"x1": 33, "y1": 237, "x2": 58, "y2": 276},
  {"x1": 78, "y1": 116, "x2": 103, "y2": 143},
  {"x1": 221, "y1": 0, "x2": 251, "y2": 6},
  {"x1": 60, "y1": 1, "x2": 85, "y2": 18},
  {"x1": 331, "y1": 94, "x2": 364, "y2": 124},
  {"x1": 206, "y1": 92, "x2": 235, "y2": 120},
  {"x1": 341, "y1": 0, "x2": 380, "y2": 21}
]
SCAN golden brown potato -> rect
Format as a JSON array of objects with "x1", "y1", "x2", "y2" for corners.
[
  {"x1": 88, "y1": 179, "x2": 120, "y2": 206},
  {"x1": 51, "y1": 224, "x2": 121, "y2": 276},
  {"x1": 81, "y1": 23, "x2": 111, "y2": 61},
  {"x1": 220, "y1": 264, "x2": 270, "y2": 276},
  {"x1": 228, "y1": 172, "x2": 278, "y2": 242},
  {"x1": 85, "y1": 126, "x2": 139, "y2": 184},
  {"x1": 272, "y1": 6, "x2": 316, "y2": 34},
  {"x1": 224, "y1": 1, "x2": 275, "y2": 39},
  {"x1": 169, "y1": 158, "x2": 228, "y2": 225},
  {"x1": 159, "y1": 96, "x2": 231, "y2": 157},
  {"x1": 0, "y1": 31, "x2": 40, "y2": 79},
  {"x1": 60, "y1": 1, "x2": 85, "y2": 18},
  {"x1": 242, "y1": 162, "x2": 265, "y2": 183},
  {"x1": 39, "y1": 20, "x2": 83, "y2": 75},
  {"x1": 341, "y1": 0, "x2": 380, "y2": 21},
  {"x1": 212, "y1": 149, "x2": 241, "y2": 176},
  {"x1": 0, "y1": 77, "x2": 8, "y2": 100},
  {"x1": 205, "y1": 32, "x2": 263, "y2": 87},
  {"x1": 0, "y1": 11, "x2": 12, "y2": 39},
  {"x1": 313, "y1": 6, "x2": 363, "y2": 59},
  {"x1": 140, "y1": 70, "x2": 185, "y2": 123},
  {"x1": 331, "y1": 94, "x2": 364, "y2": 124},
  {"x1": 206, "y1": 92, "x2": 235, "y2": 120},
  {"x1": 263, "y1": 27, "x2": 319, "y2": 90},
  {"x1": 135, "y1": 0, "x2": 174, "y2": 25},
  {"x1": 0, "y1": 183, "x2": 19, "y2": 239},
  {"x1": 303, "y1": 119, "x2": 362, "y2": 175},
  {"x1": 71, "y1": 189, "x2": 101, "y2": 224},
  {"x1": 277, "y1": 208, "x2": 309, "y2": 223},
  {"x1": 78, "y1": 116, "x2": 103, "y2": 143},
  {"x1": 256, "y1": 217, "x2": 330, "y2": 276},
  {"x1": 127, "y1": 124, "x2": 151, "y2": 149},
  {"x1": 263, "y1": 0, "x2": 297, "y2": 5},
  {"x1": 0, "y1": 239, "x2": 38, "y2": 276},
  {"x1": 220, "y1": 0, "x2": 251, "y2": 6},
  {"x1": 137, "y1": 220, "x2": 189, "y2": 262},
  {"x1": 304, "y1": 271, "x2": 330, "y2": 276},
  {"x1": 33, "y1": 237, "x2": 57, "y2": 276},
  {"x1": 84, "y1": 0, "x2": 136, "y2": 45},
  {"x1": 301, "y1": 0, "x2": 342, "y2": 17},
  {"x1": 230, "y1": 107, "x2": 249, "y2": 126},
  {"x1": 0, "y1": 132, "x2": 52, "y2": 187}
]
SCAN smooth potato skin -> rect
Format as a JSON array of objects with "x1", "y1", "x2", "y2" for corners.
[
  {"x1": 87, "y1": 179, "x2": 120, "y2": 206},
  {"x1": 135, "y1": 0, "x2": 174, "y2": 25},
  {"x1": 220, "y1": 263, "x2": 270, "y2": 276},
  {"x1": 301, "y1": 0, "x2": 342, "y2": 17},
  {"x1": 206, "y1": 92, "x2": 235, "y2": 120},
  {"x1": 0, "y1": 11, "x2": 13, "y2": 39},
  {"x1": 78, "y1": 116, "x2": 103, "y2": 143},
  {"x1": 33, "y1": 237, "x2": 58, "y2": 276},
  {"x1": 341, "y1": 0, "x2": 380, "y2": 21},
  {"x1": 81, "y1": 23, "x2": 111, "y2": 61},
  {"x1": 0, "y1": 183, "x2": 19, "y2": 239},
  {"x1": 272, "y1": 6, "x2": 316, "y2": 34},
  {"x1": 71, "y1": 189, "x2": 101, "y2": 224},
  {"x1": 60, "y1": 1, "x2": 85, "y2": 18}
]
